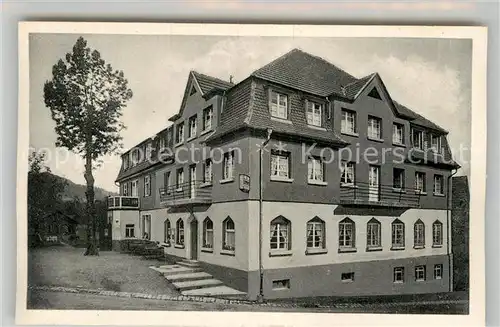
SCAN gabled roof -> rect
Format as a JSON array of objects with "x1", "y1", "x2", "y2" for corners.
[
  {"x1": 252, "y1": 48, "x2": 358, "y2": 97},
  {"x1": 169, "y1": 71, "x2": 233, "y2": 122},
  {"x1": 252, "y1": 48, "x2": 448, "y2": 134},
  {"x1": 192, "y1": 71, "x2": 234, "y2": 94}
]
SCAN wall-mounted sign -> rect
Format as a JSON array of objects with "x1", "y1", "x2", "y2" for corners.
[{"x1": 239, "y1": 174, "x2": 250, "y2": 193}]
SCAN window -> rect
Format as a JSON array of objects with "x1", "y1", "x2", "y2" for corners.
[
  {"x1": 270, "y1": 90, "x2": 288, "y2": 119},
  {"x1": 203, "y1": 218, "x2": 213, "y2": 249},
  {"x1": 164, "y1": 219, "x2": 172, "y2": 244},
  {"x1": 202, "y1": 106, "x2": 213, "y2": 131},
  {"x1": 430, "y1": 134, "x2": 441, "y2": 153},
  {"x1": 415, "y1": 265, "x2": 426, "y2": 281},
  {"x1": 393, "y1": 123, "x2": 404, "y2": 144},
  {"x1": 188, "y1": 115, "x2": 197, "y2": 139},
  {"x1": 415, "y1": 172, "x2": 426, "y2": 193},
  {"x1": 307, "y1": 157, "x2": 324, "y2": 183},
  {"x1": 394, "y1": 267, "x2": 405, "y2": 283},
  {"x1": 272, "y1": 279, "x2": 290, "y2": 290},
  {"x1": 307, "y1": 217, "x2": 325, "y2": 249},
  {"x1": 145, "y1": 142, "x2": 153, "y2": 161},
  {"x1": 271, "y1": 151, "x2": 290, "y2": 179},
  {"x1": 414, "y1": 219, "x2": 425, "y2": 248},
  {"x1": 176, "y1": 122, "x2": 184, "y2": 144},
  {"x1": 341, "y1": 109, "x2": 356, "y2": 134},
  {"x1": 176, "y1": 168, "x2": 184, "y2": 189},
  {"x1": 222, "y1": 151, "x2": 234, "y2": 180},
  {"x1": 307, "y1": 101, "x2": 322, "y2": 126},
  {"x1": 367, "y1": 218, "x2": 382, "y2": 249},
  {"x1": 368, "y1": 116, "x2": 382, "y2": 139},
  {"x1": 123, "y1": 156, "x2": 129, "y2": 170},
  {"x1": 176, "y1": 219, "x2": 184, "y2": 246},
  {"x1": 270, "y1": 216, "x2": 291, "y2": 250},
  {"x1": 144, "y1": 175, "x2": 151, "y2": 197},
  {"x1": 434, "y1": 264, "x2": 443, "y2": 279},
  {"x1": 341, "y1": 161, "x2": 355, "y2": 185},
  {"x1": 412, "y1": 129, "x2": 424, "y2": 149},
  {"x1": 341, "y1": 272, "x2": 355, "y2": 282},
  {"x1": 432, "y1": 220, "x2": 443, "y2": 246},
  {"x1": 339, "y1": 218, "x2": 355, "y2": 249},
  {"x1": 125, "y1": 224, "x2": 135, "y2": 238},
  {"x1": 164, "y1": 171, "x2": 170, "y2": 194},
  {"x1": 391, "y1": 219, "x2": 405, "y2": 249},
  {"x1": 123, "y1": 183, "x2": 129, "y2": 196},
  {"x1": 393, "y1": 168, "x2": 405, "y2": 190},
  {"x1": 222, "y1": 217, "x2": 235, "y2": 251},
  {"x1": 434, "y1": 175, "x2": 444, "y2": 195},
  {"x1": 131, "y1": 180, "x2": 138, "y2": 197},
  {"x1": 203, "y1": 159, "x2": 213, "y2": 184},
  {"x1": 131, "y1": 148, "x2": 140, "y2": 166},
  {"x1": 159, "y1": 135, "x2": 166, "y2": 151}
]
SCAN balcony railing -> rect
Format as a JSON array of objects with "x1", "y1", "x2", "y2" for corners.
[
  {"x1": 159, "y1": 180, "x2": 212, "y2": 207},
  {"x1": 340, "y1": 182, "x2": 421, "y2": 208},
  {"x1": 107, "y1": 196, "x2": 139, "y2": 209}
]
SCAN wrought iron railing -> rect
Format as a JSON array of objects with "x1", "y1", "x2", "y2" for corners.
[
  {"x1": 159, "y1": 180, "x2": 212, "y2": 204},
  {"x1": 107, "y1": 196, "x2": 139, "y2": 209},
  {"x1": 340, "y1": 182, "x2": 422, "y2": 208}
]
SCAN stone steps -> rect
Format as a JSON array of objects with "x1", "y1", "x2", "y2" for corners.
[
  {"x1": 173, "y1": 278, "x2": 224, "y2": 291},
  {"x1": 165, "y1": 272, "x2": 213, "y2": 283},
  {"x1": 150, "y1": 260, "x2": 247, "y2": 297},
  {"x1": 181, "y1": 285, "x2": 247, "y2": 297}
]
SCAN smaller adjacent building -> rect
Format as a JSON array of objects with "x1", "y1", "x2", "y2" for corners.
[
  {"x1": 29, "y1": 210, "x2": 79, "y2": 245},
  {"x1": 451, "y1": 176, "x2": 470, "y2": 292}
]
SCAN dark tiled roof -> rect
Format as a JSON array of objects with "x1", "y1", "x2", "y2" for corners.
[
  {"x1": 406, "y1": 148, "x2": 460, "y2": 169},
  {"x1": 192, "y1": 71, "x2": 233, "y2": 94},
  {"x1": 342, "y1": 73, "x2": 375, "y2": 99},
  {"x1": 252, "y1": 48, "x2": 358, "y2": 97}
]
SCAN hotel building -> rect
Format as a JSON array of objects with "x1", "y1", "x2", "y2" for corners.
[{"x1": 108, "y1": 49, "x2": 460, "y2": 300}]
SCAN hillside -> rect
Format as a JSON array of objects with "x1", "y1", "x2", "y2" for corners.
[{"x1": 50, "y1": 173, "x2": 118, "y2": 202}]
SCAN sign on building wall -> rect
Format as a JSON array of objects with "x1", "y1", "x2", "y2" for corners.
[{"x1": 239, "y1": 174, "x2": 250, "y2": 193}]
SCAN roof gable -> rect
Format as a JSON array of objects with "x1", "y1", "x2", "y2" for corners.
[{"x1": 252, "y1": 48, "x2": 357, "y2": 97}]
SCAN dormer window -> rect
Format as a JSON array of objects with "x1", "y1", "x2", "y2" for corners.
[
  {"x1": 131, "y1": 148, "x2": 140, "y2": 166},
  {"x1": 306, "y1": 101, "x2": 322, "y2": 127},
  {"x1": 430, "y1": 134, "x2": 442, "y2": 153},
  {"x1": 411, "y1": 128, "x2": 424, "y2": 150},
  {"x1": 202, "y1": 106, "x2": 213, "y2": 131},
  {"x1": 392, "y1": 123, "x2": 404, "y2": 145},
  {"x1": 270, "y1": 90, "x2": 288, "y2": 120},
  {"x1": 123, "y1": 156, "x2": 129, "y2": 170},
  {"x1": 145, "y1": 142, "x2": 153, "y2": 161},
  {"x1": 176, "y1": 122, "x2": 184, "y2": 144},
  {"x1": 159, "y1": 136, "x2": 166, "y2": 151},
  {"x1": 188, "y1": 115, "x2": 197, "y2": 139}
]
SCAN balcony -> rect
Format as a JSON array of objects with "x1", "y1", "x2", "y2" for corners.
[
  {"x1": 107, "y1": 196, "x2": 139, "y2": 210},
  {"x1": 159, "y1": 180, "x2": 212, "y2": 207},
  {"x1": 340, "y1": 182, "x2": 421, "y2": 208}
]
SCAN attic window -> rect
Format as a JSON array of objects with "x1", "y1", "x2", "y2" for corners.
[
  {"x1": 368, "y1": 87, "x2": 382, "y2": 100},
  {"x1": 190, "y1": 85, "x2": 197, "y2": 96}
]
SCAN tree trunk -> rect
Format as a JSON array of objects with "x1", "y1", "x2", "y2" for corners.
[{"x1": 83, "y1": 153, "x2": 99, "y2": 256}]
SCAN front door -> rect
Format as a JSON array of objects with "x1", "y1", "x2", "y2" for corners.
[
  {"x1": 190, "y1": 220, "x2": 198, "y2": 260},
  {"x1": 189, "y1": 165, "x2": 196, "y2": 199},
  {"x1": 368, "y1": 165, "x2": 380, "y2": 202}
]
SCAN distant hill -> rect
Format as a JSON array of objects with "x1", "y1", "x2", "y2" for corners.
[{"x1": 49, "y1": 173, "x2": 118, "y2": 202}]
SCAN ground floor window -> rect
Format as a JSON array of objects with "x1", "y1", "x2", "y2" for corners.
[
  {"x1": 270, "y1": 216, "x2": 291, "y2": 250},
  {"x1": 125, "y1": 224, "x2": 135, "y2": 238},
  {"x1": 306, "y1": 217, "x2": 325, "y2": 249},
  {"x1": 176, "y1": 219, "x2": 184, "y2": 245},
  {"x1": 203, "y1": 217, "x2": 214, "y2": 248},
  {"x1": 393, "y1": 267, "x2": 404, "y2": 283},
  {"x1": 222, "y1": 217, "x2": 235, "y2": 251},
  {"x1": 164, "y1": 219, "x2": 172, "y2": 244},
  {"x1": 434, "y1": 264, "x2": 443, "y2": 280},
  {"x1": 415, "y1": 265, "x2": 426, "y2": 281}
]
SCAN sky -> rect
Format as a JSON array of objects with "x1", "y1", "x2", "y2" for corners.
[{"x1": 29, "y1": 34, "x2": 472, "y2": 192}]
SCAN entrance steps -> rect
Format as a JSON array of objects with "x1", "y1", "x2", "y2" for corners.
[{"x1": 150, "y1": 260, "x2": 246, "y2": 297}]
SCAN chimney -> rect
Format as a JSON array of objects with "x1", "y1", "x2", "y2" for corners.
[{"x1": 229, "y1": 75, "x2": 234, "y2": 84}]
